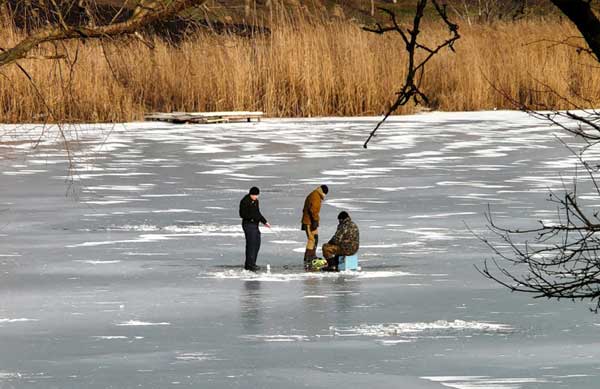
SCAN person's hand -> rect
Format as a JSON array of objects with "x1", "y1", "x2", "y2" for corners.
[
  {"x1": 265, "y1": 223, "x2": 272, "y2": 228},
  {"x1": 310, "y1": 221, "x2": 318, "y2": 231}
]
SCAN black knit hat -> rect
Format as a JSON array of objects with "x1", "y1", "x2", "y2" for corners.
[
  {"x1": 320, "y1": 184, "x2": 329, "y2": 195},
  {"x1": 338, "y1": 211, "x2": 349, "y2": 220},
  {"x1": 249, "y1": 187, "x2": 260, "y2": 195}
]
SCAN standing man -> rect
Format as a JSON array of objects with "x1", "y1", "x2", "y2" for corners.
[
  {"x1": 301, "y1": 184, "x2": 328, "y2": 270},
  {"x1": 239, "y1": 187, "x2": 270, "y2": 272},
  {"x1": 322, "y1": 211, "x2": 359, "y2": 272}
]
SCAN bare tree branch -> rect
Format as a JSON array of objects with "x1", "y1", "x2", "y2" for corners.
[
  {"x1": 362, "y1": 0, "x2": 460, "y2": 148},
  {"x1": 0, "y1": 0, "x2": 206, "y2": 69}
]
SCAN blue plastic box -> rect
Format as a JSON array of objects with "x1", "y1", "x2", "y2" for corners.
[{"x1": 338, "y1": 253, "x2": 359, "y2": 271}]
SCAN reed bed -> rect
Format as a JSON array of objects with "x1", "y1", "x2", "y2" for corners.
[{"x1": 0, "y1": 16, "x2": 597, "y2": 123}]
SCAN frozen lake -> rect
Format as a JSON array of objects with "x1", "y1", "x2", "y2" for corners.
[{"x1": 1, "y1": 111, "x2": 599, "y2": 388}]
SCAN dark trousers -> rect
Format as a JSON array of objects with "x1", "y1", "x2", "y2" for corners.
[{"x1": 242, "y1": 222, "x2": 261, "y2": 269}]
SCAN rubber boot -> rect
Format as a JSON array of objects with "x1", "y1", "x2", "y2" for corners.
[
  {"x1": 303, "y1": 249, "x2": 311, "y2": 271},
  {"x1": 304, "y1": 248, "x2": 317, "y2": 271},
  {"x1": 324, "y1": 256, "x2": 339, "y2": 272},
  {"x1": 332, "y1": 255, "x2": 340, "y2": 272}
]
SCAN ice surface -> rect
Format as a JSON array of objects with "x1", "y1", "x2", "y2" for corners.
[
  {"x1": 116, "y1": 320, "x2": 171, "y2": 326},
  {"x1": 2, "y1": 111, "x2": 600, "y2": 388},
  {"x1": 331, "y1": 319, "x2": 513, "y2": 338}
]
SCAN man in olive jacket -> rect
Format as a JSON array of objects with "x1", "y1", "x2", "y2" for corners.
[
  {"x1": 301, "y1": 184, "x2": 328, "y2": 270},
  {"x1": 239, "y1": 186, "x2": 270, "y2": 272},
  {"x1": 322, "y1": 211, "x2": 359, "y2": 271}
]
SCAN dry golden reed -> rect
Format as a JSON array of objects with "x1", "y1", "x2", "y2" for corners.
[{"x1": 0, "y1": 16, "x2": 598, "y2": 123}]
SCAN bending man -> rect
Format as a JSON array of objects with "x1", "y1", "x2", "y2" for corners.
[
  {"x1": 322, "y1": 211, "x2": 359, "y2": 272},
  {"x1": 301, "y1": 185, "x2": 328, "y2": 270}
]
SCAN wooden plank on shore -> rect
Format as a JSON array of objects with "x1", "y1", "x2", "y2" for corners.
[{"x1": 144, "y1": 111, "x2": 263, "y2": 124}]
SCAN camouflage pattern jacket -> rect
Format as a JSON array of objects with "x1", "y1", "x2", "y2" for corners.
[{"x1": 329, "y1": 217, "x2": 359, "y2": 255}]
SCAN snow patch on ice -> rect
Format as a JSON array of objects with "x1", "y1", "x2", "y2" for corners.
[
  {"x1": 124, "y1": 252, "x2": 169, "y2": 256},
  {"x1": 151, "y1": 209, "x2": 199, "y2": 214},
  {"x1": 331, "y1": 320, "x2": 512, "y2": 338},
  {"x1": 116, "y1": 320, "x2": 171, "y2": 326},
  {"x1": 85, "y1": 185, "x2": 151, "y2": 192},
  {"x1": 175, "y1": 352, "x2": 220, "y2": 361},
  {"x1": 240, "y1": 334, "x2": 310, "y2": 342},
  {"x1": 0, "y1": 371, "x2": 21, "y2": 379},
  {"x1": 377, "y1": 339, "x2": 414, "y2": 345},
  {"x1": 409, "y1": 212, "x2": 476, "y2": 219},
  {"x1": 141, "y1": 194, "x2": 189, "y2": 198},
  {"x1": 199, "y1": 269, "x2": 411, "y2": 282},
  {"x1": 402, "y1": 228, "x2": 455, "y2": 241},
  {"x1": 66, "y1": 234, "x2": 172, "y2": 247},
  {"x1": 187, "y1": 145, "x2": 229, "y2": 154},
  {"x1": 92, "y1": 336, "x2": 129, "y2": 340},
  {"x1": 0, "y1": 318, "x2": 38, "y2": 324},
  {"x1": 421, "y1": 376, "x2": 548, "y2": 389},
  {"x1": 74, "y1": 260, "x2": 121, "y2": 265},
  {"x1": 3, "y1": 169, "x2": 47, "y2": 176}
]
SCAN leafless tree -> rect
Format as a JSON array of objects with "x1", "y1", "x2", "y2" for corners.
[
  {"x1": 550, "y1": 0, "x2": 600, "y2": 62},
  {"x1": 362, "y1": 0, "x2": 460, "y2": 148},
  {"x1": 447, "y1": 0, "x2": 529, "y2": 25},
  {"x1": 478, "y1": 0, "x2": 600, "y2": 311},
  {"x1": 0, "y1": 1, "x2": 206, "y2": 69}
]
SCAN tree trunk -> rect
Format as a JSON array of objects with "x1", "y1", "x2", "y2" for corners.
[{"x1": 550, "y1": 0, "x2": 600, "y2": 62}]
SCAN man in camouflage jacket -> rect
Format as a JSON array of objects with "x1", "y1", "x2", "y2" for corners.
[{"x1": 322, "y1": 211, "x2": 359, "y2": 271}]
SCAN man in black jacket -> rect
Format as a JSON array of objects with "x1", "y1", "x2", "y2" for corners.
[{"x1": 239, "y1": 187, "x2": 270, "y2": 272}]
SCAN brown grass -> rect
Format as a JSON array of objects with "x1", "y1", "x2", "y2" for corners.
[{"x1": 0, "y1": 16, "x2": 598, "y2": 123}]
